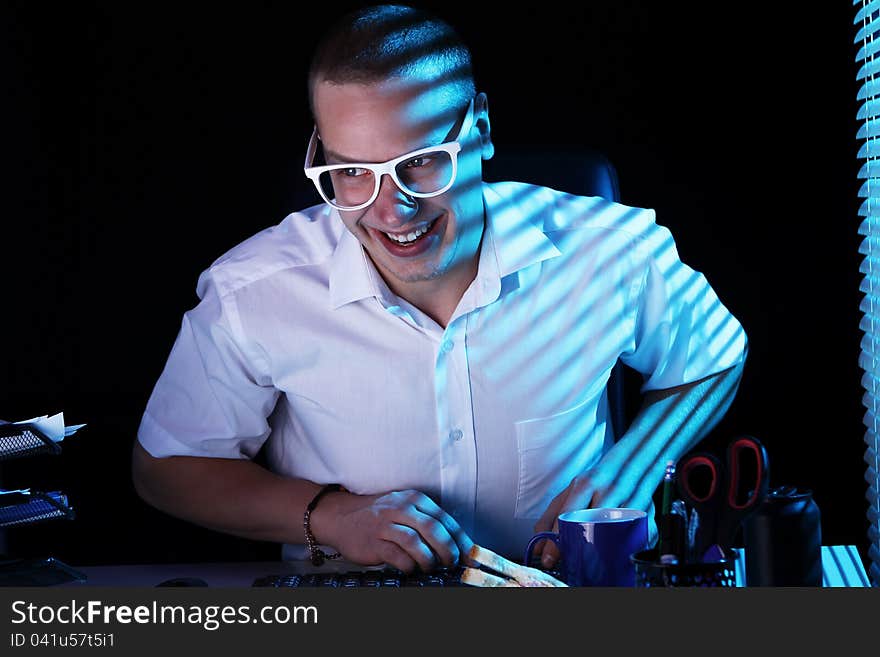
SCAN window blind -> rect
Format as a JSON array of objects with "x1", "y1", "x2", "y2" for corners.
[{"x1": 855, "y1": 0, "x2": 880, "y2": 587}]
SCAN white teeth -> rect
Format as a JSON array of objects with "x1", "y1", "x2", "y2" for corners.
[{"x1": 384, "y1": 220, "x2": 434, "y2": 244}]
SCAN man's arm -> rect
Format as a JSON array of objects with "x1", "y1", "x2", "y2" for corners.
[
  {"x1": 131, "y1": 442, "x2": 322, "y2": 543},
  {"x1": 131, "y1": 442, "x2": 472, "y2": 571},
  {"x1": 533, "y1": 359, "x2": 745, "y2": 567}
]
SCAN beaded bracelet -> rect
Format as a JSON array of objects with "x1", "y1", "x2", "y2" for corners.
[{"x1": 303, "y1": 483, "x2": 345, "y2": 566}]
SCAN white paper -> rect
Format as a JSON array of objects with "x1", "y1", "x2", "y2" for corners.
[{"x1": 11, "y1": 412, "x2": 85, "y2": 442}]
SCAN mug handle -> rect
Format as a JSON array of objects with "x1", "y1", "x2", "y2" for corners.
[{"x1": 523, "y1": 531, "x2": 560, "y2": 568}]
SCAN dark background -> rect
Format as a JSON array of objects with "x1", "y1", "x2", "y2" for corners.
[{"x1": 1, "y1": 2, "x2": 869, "y2": 569}]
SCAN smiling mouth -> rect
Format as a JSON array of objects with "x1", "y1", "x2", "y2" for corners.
[{"x1": 380, "y1": 218, "x2": 438, "y2": 246}]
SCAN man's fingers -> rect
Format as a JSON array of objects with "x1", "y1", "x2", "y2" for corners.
[
  {"x1": 404, "y1": 508, "x2": 460, "y2": 566},
  {"x1": 381, "y1": 523, "x2": 437, "y2": 572},
  {"x1": 371, "y1": 490, "x2": 474, "y2": 569},
  {"x1": 458, "y1": 533, "x2": 477, "y2": 567},
  {"x1": 377, "y1": 540, "x2": 418, "y2": 573},
  {"x1": 532, "y1": 478, "x2": 602, "y2": 569},
  {"x1": 411, "y1": 495, "x2": 474, "y2": 565},
  {"x1": 535, "y1": 487, "x2": 567, "y2": 534},
  {"x1": 540, "y1": 539, "x2": 561, "y2": 569}
]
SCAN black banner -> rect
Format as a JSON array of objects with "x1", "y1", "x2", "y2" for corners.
[{"x1": 0, "y1": 587, "x2": 876, "y2": 655}]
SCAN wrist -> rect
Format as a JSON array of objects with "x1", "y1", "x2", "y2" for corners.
[
  {"x1": 303, "y1": 484, "x2": 347, "y2": 565},
  {"x1": 309, "y1": 487, "x2": 349, "y2": 541}
]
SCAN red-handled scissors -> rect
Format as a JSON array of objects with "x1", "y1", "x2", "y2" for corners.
[{"x1": 676, "y1": 436, "x2": 770, "y2": 557}]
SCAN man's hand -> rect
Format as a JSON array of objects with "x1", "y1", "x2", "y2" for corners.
[
  {"x1": 310, "y1": 489, "x2": 474, "y2": 573},
  {"x1": 533, "y1": 466, "x2": 609, "y2": 568},
  {"x1": 531, "y1": 466, "x2": 658, "y2": 568},
  {"x1": 531, "y1": 364, "x2": 744, "y2": 569}
]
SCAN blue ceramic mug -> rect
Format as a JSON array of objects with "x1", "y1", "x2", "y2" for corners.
[{"x1": 524, "y1": 508, "x2": 648, "y2": 586}]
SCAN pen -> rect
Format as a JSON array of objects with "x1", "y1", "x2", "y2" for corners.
[
  {"x1": 658, "y1": 460, "x2": 677, "y2": 562},
  {"x1": 687, "y1": 506, "x2": 699, "y2": 563},
  {"x1": 670, "y1": 499, "x2": 688, "y2": 563}
]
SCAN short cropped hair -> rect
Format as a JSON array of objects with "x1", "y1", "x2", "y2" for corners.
[{"x1": 308, "y1": 4, "x2": 476, "y2": 114}]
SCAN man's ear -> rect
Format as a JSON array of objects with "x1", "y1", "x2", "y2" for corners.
[{"x1": 474, "y1": 92, "x2": 494, "y2": 161}]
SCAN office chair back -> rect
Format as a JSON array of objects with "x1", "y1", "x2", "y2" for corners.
[{"x1": 483, "y1": 146, "x2": 620, "y2": 205}]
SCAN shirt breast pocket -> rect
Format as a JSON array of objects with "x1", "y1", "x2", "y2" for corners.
[{"x1": 513, "y1": 395, "x2": 606, "y2": 520}]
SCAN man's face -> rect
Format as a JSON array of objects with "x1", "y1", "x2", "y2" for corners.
[{"x1": 312, "y1": 79, "x2": 491, "y2": 294}]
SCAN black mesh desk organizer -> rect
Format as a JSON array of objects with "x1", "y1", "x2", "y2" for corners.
[
  {"x1": 0, "y1": 423, "x2": 74, "y2": 528},
  {"x1": 0, "y1": 421, "x2": 81, "y2": 586}
]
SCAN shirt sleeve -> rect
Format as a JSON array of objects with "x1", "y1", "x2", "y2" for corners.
[
  {"x1": 137, "y1": 269, "x2": 280, "y2": 459},
  {"x1": 620, "y1": 218, "x2": 747, "y2": 392}
]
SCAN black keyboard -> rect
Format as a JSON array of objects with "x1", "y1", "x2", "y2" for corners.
[{"x1": 253, "y1": 567, "x2": 465, "y2": 587}]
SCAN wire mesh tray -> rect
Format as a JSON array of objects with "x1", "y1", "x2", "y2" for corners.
[
  {"x1": 0, "y1": 424, "x2": 62, "y2": 461},
  {"x1": 0, "y1": 490, "x2": 75, "y2": 528}
]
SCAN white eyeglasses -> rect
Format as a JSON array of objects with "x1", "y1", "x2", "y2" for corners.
[{"x1": 303, "y1": 97, "x2": 475, "y2": 211}]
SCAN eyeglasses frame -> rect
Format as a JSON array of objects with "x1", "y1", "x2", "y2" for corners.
[{"x1": 303, "y1": 97, "x2": 476, "y2": 212}]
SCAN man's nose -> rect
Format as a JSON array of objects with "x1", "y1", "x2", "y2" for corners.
[{"x1": 371, "y1": 172, "x2": 417, "y2": 223}]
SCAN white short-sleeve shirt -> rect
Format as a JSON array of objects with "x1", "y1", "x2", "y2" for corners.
[{"x1": 137, "y1": 181, "x2": 747, "y2": 560}]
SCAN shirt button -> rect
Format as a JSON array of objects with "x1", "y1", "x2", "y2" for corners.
[
  {"x1": 441, "y1": 340, "x2": 454, "y2": 353},
  {"x1": 450, "y1": 428, "x2": 463, "y2": 442}
]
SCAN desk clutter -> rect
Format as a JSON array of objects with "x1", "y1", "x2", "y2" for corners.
[
  {"x1": 246, "y1": 546, "x2": 868, "y2": 589},
  {"x1": 0, "y1": 412, "x2": 85, "y2": 586},
  {"x1": 649, "y1": 434, "x2": 824, "y2": 587},
  {"x1": 0, "y1": 413, "x2": 84, "y2": 528}
]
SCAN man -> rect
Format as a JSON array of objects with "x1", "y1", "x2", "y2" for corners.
[{"x1": 132, "y1": 5, "x2": 746, "y2": 573}]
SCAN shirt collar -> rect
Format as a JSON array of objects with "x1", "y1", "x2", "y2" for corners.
[
  {"x1": 482, "y1": 181, "x2": 561, "y2": 279},
  {"x1": 452, "y1": 182, "x2": 561, "y2": 311},
  {"x1": 327, "y1": 182, "x2": 562, "y2": 310},
  {"x1": 328, "y1": 218, "x2": 380, "y2": 309}
]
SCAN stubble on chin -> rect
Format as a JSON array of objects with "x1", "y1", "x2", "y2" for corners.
[{"x1": 374, "y1": 252, "x2": 449, "y2": 285}]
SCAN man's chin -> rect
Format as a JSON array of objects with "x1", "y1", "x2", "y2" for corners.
[
  {"x1": 385, "y1": 264, "x2": 445, "y2": 285},
  {"x1": 365, "y1": 239, "x2": 464, "y2": 290}
]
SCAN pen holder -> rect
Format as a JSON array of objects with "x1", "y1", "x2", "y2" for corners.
[{"x1": 630, "y1": 547, "x2": 739, "y2": 587}]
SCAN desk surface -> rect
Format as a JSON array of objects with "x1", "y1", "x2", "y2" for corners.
[
  {"x1": 62, "y1": 560, "x2": 355, "y2": 588},
  {"x1": 58, "y1": 545, "x2": 871, "y2": 588}
]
